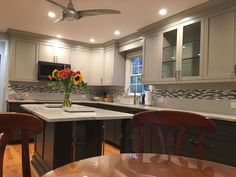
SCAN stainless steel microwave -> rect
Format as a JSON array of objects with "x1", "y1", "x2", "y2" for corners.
[{"x1": 38, "y1": 61, "x2": 71, "y2": 80}]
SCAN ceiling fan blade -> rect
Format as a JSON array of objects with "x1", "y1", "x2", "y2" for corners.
[
  {"x1": 54, "y1": 17, "x2": 65, "y2": 23},
  {"x1": 79, "y1": 9, "x2": 121, "y2": 18},
  {"x1": 46, "y1": 0, "x2": 67, "y2": 10}
]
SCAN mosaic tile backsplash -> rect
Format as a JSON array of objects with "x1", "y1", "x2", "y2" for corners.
[
  {"x1": 8, "y1": 82, "x2": 236, "y2": 101},
  {"x1": 152, "y1": 89, "x2": 236, "y2": 101}
]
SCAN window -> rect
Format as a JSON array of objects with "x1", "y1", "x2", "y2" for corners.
[{"x1": 125, "y1": 52, "x2": 148, "y2": 94}]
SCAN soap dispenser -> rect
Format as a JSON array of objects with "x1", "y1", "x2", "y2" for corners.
[{"x1": 144, "y1": 90, "x2": 153, "y2": 106}]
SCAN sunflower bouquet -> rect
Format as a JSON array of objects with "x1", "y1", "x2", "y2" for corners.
[{"x1": 48, "y1": 68, "x2": 87, "y2": 107}]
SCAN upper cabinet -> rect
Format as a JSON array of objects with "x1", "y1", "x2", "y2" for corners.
[
  {"x1": 159, "y1": 18, "x2": 203, "y2": 83},
  {"x1": 143, "y1": 33, "x2": 160, "y2": 84},
  {"x1": 103, "y1": 45, "x2": 125, "y2": 85},
  {"x1": 71, "y1": 47, "x2": 91, "y2": 83},
  {"x1": 9, "y1": 38, "x2": 38, "y2": 82},
  {"x1": 89, "y1": 45, "x2": 125, "y2": 86},
  {"x1": 39, "y1": 42, "x2": 71, "y2": 64},
  {"x1": 204, "y1": 11, "x2": 236, "y2": 81},
  {"x1": 90, "y1": 48, "x2": 104, "y2": 85}
]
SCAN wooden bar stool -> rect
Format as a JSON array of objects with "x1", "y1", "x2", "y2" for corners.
[
  {"x1": 132, "y1": 110, "x2": 216, "y2": 158},
  {"x1": 0, "y1": 112, "x2": 43, "y2": 177}
]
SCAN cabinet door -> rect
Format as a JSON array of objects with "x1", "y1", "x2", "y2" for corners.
[
  {"x1": 39, "y1": 42, "x2": 54, "y2": 62},
  {"x1": 143, "y1": 34, "x2": 160, "y2": 83},
  {"x1": 103, "y1": 48, "x2": 114, "y2": 85},
  {"x1": 90, "y1": 49, "x2": 104, "y2": 85},
  {"x1": 56, "y1": 45, "x2": 71, "y2": 64},
  {"x1": 160, "y1": 27, "x2": 178, "y2": 82},
  {"x1": 71, "y1": 48, "x2": 91, "y2": 83},
  {"x1": 179, "y1": 20, "x2": 203, "y2": 81},
  {"x1": 204, "y1": 11, "x2": 235, "y2": 80},
  {"x1": 10, "y1": 38, "x2": 38, "y2": 82}
]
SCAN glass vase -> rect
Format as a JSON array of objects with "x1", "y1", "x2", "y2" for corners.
[{"x1": 63, "y1": 92, "x2": 72, "y2": 108}]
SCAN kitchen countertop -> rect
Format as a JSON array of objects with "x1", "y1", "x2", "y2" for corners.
[
  {"x1": 8, "y1": 99, "x2": 236, "y2": 122},
  {"x1": 21, "y1": 104, "x2": 133, "y2": 122}
]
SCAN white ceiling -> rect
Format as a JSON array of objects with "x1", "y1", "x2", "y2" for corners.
[{"x1": 0, "y1": 0, "x2": 209, "y2": 44}]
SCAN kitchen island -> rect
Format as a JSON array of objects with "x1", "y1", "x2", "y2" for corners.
[{"x1": 21, "y1": 104, "x2": 133, "y2": 176}]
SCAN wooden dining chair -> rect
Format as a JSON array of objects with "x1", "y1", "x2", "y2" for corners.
[
  {"x1": 0, "y1": 112, "x2": 43, "y2": 177},
  {"x1": 132, "y1": 110, "x2": 216, "y2": 159}
]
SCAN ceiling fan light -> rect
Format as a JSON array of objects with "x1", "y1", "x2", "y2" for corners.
[{"x1": 48, "y1": 11, "x2": 56, "y2": 18}]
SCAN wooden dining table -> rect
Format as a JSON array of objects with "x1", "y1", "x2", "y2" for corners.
[{"x1": 42, "y1": 153, "x2": 236, "y2": 177}]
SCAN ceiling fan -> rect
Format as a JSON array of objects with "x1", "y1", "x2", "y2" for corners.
[{"x1": 46, "y1": 0, "x2": 121, "y2": 22}]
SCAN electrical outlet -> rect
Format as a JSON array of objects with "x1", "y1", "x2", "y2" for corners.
[
  {"x1": 158, "y1": 97, "x2": 164, "y2": 103},
  {"x1": 81, "y1": 95, "x2": 86, "y2": 98},
  {"x1": 230, "y1": 101, "x2": 236, "y2": 109}
]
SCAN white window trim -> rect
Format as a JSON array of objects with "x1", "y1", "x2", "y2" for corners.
[{"x1": 125, "y1": 51, "x2": 143, "y2": 96}]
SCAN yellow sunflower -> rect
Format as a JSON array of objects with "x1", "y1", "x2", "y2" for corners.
[
  {"x1": 52, "y1": 69, "x2": 58, "y2": 78},
  {"x1": 73, "y1": 73, "x2": 83, "y2": 85}
]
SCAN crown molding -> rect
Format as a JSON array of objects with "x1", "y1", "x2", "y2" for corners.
[
  {"x1": 7, "y1": 28, "x2": 92, "y2": 48},
  {"x1": 0, "y1": 32, "x2": 9, "y2": 40}
]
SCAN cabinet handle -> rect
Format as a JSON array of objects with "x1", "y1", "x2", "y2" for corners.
[
  {"x1": 178, "y1": 71, "x2": 181, "y2": 81},
  {"x1": 189, "y1": 138, "x2": 215, "y2": 149},
  {"x1": 234, "y1": 65, "x2": 236, "y2": 76},
  {"x1": 101, "y1": 78, "x2": 103, "y2": 84},
  {"x1": 175, "y1": 71, "x2": 178, "y2": 80}
]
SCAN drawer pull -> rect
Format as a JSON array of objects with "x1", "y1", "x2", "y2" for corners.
[{"x1": 189, "y1": 138, "x2": 215, "y2": 149}]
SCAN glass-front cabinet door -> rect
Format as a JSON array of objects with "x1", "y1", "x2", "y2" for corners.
[
  {"x1": 160, "y1": 18, "x2": 203, "y2": 83},
  {"x1": 180, "y1": 21, "x2": 202, "y2": 79},
  {"x1": 161, "y1": 28, "x2": 178, "y2": 81}
]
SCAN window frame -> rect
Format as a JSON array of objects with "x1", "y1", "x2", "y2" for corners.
[{"x1": 125, "y1": 51, "x2": 147, "y2": 96}]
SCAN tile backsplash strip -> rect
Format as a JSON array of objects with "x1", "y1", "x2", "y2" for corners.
[
  {"x1": 8, "y1": 81, "x2": 104, "y2": 101},
  {"x1": 152, "y1": 89, "x2": 236, "y2": 101}
]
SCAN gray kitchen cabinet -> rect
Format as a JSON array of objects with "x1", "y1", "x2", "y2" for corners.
[
  {"x1": 143, "y1": 33, "x2": 161, "y2": 84},
  {"x1": 71, "y1": 47, "x2": 91, "y2": 83},
  {"x1": 90, "y1": 45, "x2": 125, "y2": 86},
  {"x1": 9, "y1": 38, "x2": 38, "y2": 82},
  {"x1": 203, "y1": 10, "x2": 236, "y2": 81},
  {"x1": 179, "y1": 119, "x2": 236, "y2": 167},
  {"x1": 159, "y1": 18, "x2": 204, "y2": 83},
  {"x1": 89, "y1": 48, "x2": 104, "y2": 85},
  {"x1": 103, "y1": 45, "x2": 125, "y2": 86},
  {"x1": 39, "y1": 42, "x2": 71, "y2": 64}
]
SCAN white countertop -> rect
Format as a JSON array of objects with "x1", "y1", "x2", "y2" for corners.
[
  {"x1": 98, "y1": 102, "x2": 236, "y2": 122},
  {"x1": 10, "y1": 99, "x2": 236, "y2": 122},
  {"x1": 21, "y1": 104, "x2": 133, "y2": 122}
]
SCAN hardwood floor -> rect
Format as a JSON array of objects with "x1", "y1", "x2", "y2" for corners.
[{"x1": 3, "y1": 143, "x2": 119, "y2": 177}]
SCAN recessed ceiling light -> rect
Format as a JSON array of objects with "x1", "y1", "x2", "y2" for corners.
[
  {"x1": 48, "y1": 12, "x2": 56, "y2": 18},
  {"x1": 56, "y1": 34, "x2": 62, "y2": 38},
  {"x1": 114, "y1": 30, "x2": 120, "y2": 36},
  {"x1": 90, "y1": 38, "x2": 95, "y2": 43},
  {"x1": 159, "y1": 8, "x2": 167, "y2": 16}
]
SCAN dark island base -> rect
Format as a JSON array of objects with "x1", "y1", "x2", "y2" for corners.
[{"x1": 31, "y1": 119, "x2": 133, "y2": 176}]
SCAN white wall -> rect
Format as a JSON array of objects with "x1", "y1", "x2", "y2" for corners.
[{"x1": 0, "y1": 40, "x2": 9, "y2": 111}]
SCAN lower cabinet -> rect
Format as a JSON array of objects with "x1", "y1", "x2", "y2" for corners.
[
  {"x1": 179, "y1": 119, "x2": 236, "y2": 167},
  {"x1": 7, "y1": 102, "x2": 37, "y2": 143}
]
